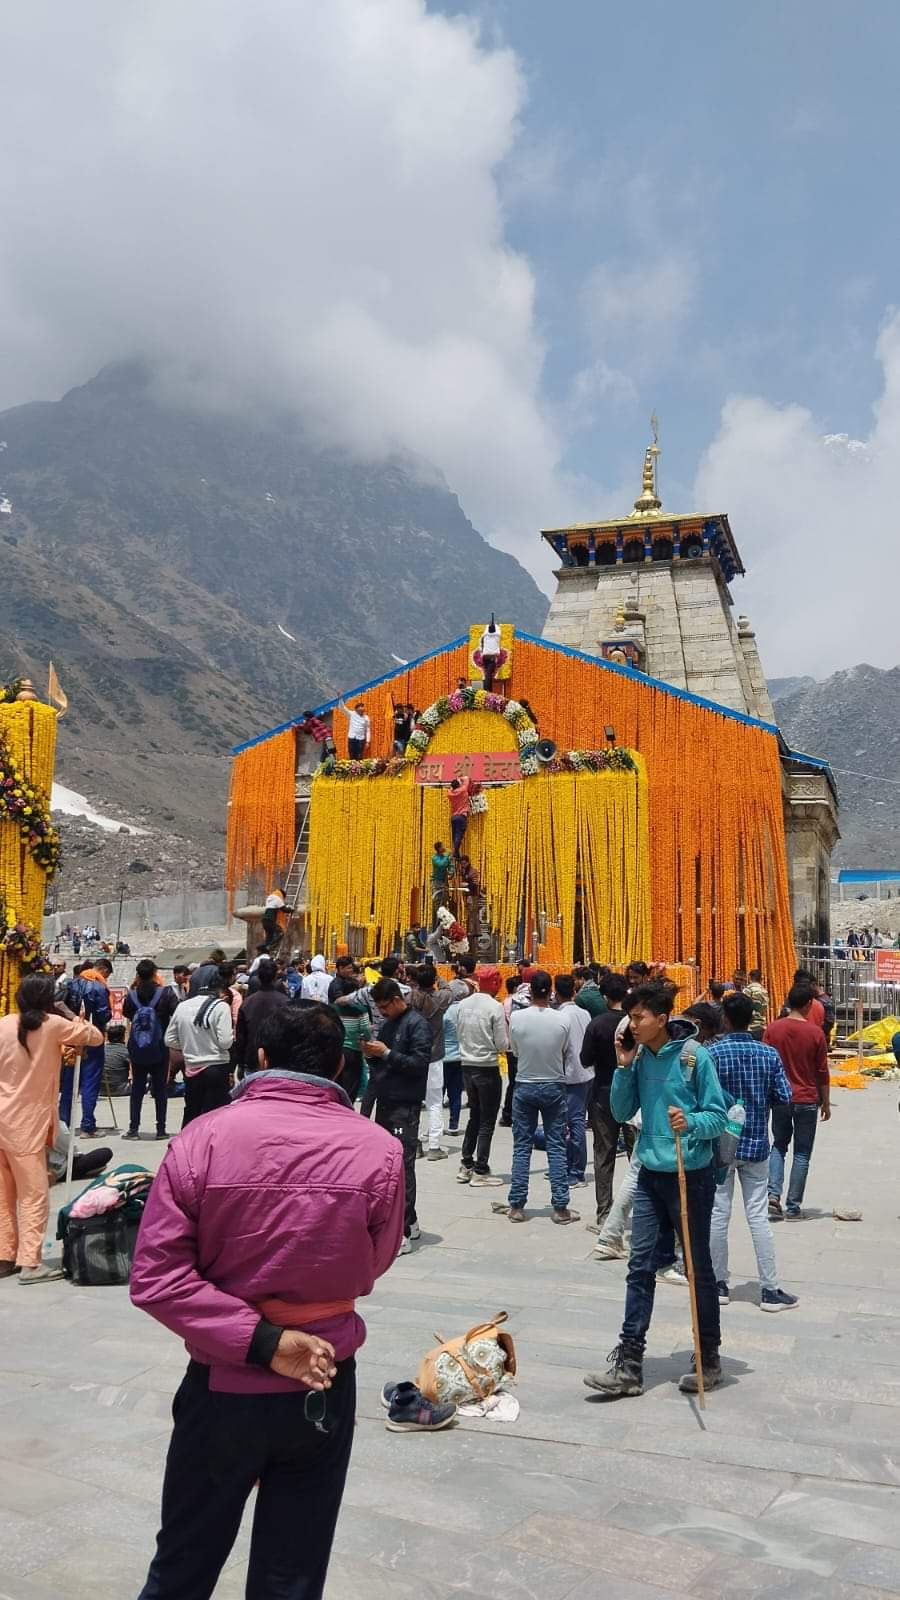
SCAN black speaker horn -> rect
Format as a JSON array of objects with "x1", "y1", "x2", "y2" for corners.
[{"x1": 536, "y1": 738, "x2": 558, "y2": 763}]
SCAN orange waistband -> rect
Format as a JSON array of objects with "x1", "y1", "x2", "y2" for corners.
[{"x1": 257, "y1": 1297, "x2": 356, "y2": 1326}]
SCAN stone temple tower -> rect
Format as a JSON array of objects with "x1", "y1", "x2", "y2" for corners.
[
  {"x1": 540, "y1": 431, "x2": 839, "y2": 947},
  {"x1": 541, "y1": 433, "x2": 774, "y2": 721}
]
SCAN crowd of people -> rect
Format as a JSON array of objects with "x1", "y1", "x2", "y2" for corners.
[{"x1": 0, "y1": 935, "x2": 839, "y2": 1595}]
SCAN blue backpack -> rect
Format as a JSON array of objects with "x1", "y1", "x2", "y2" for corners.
[{"x1": 127, "y1": 987, "x2": 165, "y2": 1065}]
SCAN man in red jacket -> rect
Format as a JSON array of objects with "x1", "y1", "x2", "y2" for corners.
[
  {"x1": 130, "y1": 1004, "x2": 404, "y2": 1599},
  {"x1": 764, "y1": 978, "x2": 831, "y2": 1220}
]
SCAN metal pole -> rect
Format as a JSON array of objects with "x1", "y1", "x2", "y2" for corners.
[
  {"x1": 64, "y1": 1056, "x2": 82, "y2": 1189},
  {"x1": 114, "y1": 882, "x2": 125, "y2": 950}
]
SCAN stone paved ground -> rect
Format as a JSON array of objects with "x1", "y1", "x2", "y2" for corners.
[{"x1": 0, "y1": 1079, "x2": 898, "y2": 1599}]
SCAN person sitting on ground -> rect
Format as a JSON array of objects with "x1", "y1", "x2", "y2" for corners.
[
  {"x1": 130, "y1": 1004, "x2": 405, "y2": 1598},
  {"x1": 0, "y1": 975, "x2": 103, "y2": 1283},
  {"x1": 584, "y1": 981, "x2": 728, "y2": 1400}
]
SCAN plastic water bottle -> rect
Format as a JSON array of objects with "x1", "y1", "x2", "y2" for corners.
[{"x1": 717, "y1": 1100, "x2": 746, "y2": 1169}]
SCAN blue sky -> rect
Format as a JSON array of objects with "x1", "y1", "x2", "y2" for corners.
[
  {"x1": 445, "y1": 0, "x2": 897, "y2": 512},
  {"x1": 2, "y1": 0, "x2": 896, "y2": 673}
]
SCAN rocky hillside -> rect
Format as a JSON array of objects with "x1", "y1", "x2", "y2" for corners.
[
  {"x1": 0, "y1": 361, "x2": 547, "y2": 901},
  {"x1": 773, "y1": 664, "x2": 900, "y2": 866}
]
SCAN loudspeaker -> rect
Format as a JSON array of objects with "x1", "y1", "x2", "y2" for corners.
[{"x1": 536, "y1": 738, "x2": 558, "y2": 763}]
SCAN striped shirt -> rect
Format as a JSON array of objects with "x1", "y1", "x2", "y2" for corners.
[{"x1": 709, "y1": 1031, "x2": 792, "y2": 1162}]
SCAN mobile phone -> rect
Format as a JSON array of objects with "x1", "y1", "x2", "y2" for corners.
[{"x1": 615, "y1": 1015, "x2": 635, "y2": 1051}]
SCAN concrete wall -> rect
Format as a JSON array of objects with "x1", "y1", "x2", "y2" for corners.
[{"x1": 43, "y1": 888, "x2": 241, "y2": 942}]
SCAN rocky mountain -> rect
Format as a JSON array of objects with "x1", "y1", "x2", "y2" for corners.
[
  {"x1": 773, "y1": 664, "x2": 900, "y2": 866},
  {"x1": 0, "y1": 362, "x2": 547, "y2": 904}
]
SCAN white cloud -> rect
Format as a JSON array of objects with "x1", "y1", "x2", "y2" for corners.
[
  {"x1": 583, "y1": 254, "x2": 697, "y2": 357},
  {"x1": 694, "y1": 312, "x2": 900, "y2": 675},
  {"x1": 0, "y1": 0, "x2": 572, "y2": 562}
]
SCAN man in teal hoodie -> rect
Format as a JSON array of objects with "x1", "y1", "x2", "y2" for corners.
[{"x1": 584, "y1": 982, "x2": 728, "y2": 1400}]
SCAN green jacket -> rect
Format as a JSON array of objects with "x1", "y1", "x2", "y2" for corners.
[
  {"x1": 610, "y1": 1020, "x2": 728, "y2": 1172},
  {"x1": 575, "y1": 983, "x2": 607, "y2": 1018}
]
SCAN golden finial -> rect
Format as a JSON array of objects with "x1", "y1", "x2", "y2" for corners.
[{"x1": 629, "y1": 415, "x2": 662, "y2": 517}]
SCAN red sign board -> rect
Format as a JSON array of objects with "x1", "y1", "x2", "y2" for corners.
[
  {"x1": 415, "y1": 751, "x2": 521, "y2": 785},
  {"x1": 874, "y1": 949, "x2": 900, "y2": 983}
]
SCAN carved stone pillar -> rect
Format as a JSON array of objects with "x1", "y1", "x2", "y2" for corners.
[{"x1": 783, "y1": 768, "x2": 840, "y2": 947}]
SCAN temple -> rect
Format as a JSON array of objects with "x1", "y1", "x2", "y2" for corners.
[{"x1": 224, "y1": 435, "x2": 838, "y2": 995}]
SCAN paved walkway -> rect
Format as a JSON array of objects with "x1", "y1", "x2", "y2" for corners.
[{"x1": 0, "y1": 1079, "x2": 898, "y2": 1599}]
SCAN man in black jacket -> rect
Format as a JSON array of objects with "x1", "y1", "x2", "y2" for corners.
[
  {"x1": 580, "y1": 973, "x2": 636, "y2": 1230},
  {"x1": 363, "y1": 978, "x2": 432, "y2": 1254}
]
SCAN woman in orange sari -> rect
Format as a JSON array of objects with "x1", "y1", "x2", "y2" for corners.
[{"x1": 0, "y1": 973, "x2": 102, "y2": 1283}]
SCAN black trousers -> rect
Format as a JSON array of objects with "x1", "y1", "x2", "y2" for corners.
[
  {"x1": 374, "y1": 1099, "x2": 419, "y2": 1236},
  {"x1": 129, "y1": 1056, "x2": 169, "y2": 1134},
  {"x1": 340, "y1": 1049, "x2": 364, "y2": 1104},
  {"x1": 348, "y1": 738, "x2": 365, "y2": 759},
  {"x1": 138, "y1": 1359, "x2": 355, "y2": 1600},
  {"x1": 461, "y1": 1065, "x2": 502, "y2": 1174},
  {"x1": 182, "y1": 1063, "x2": 231, "y2": 1126},
  {"x1": 589, "y1": 1088, "x2": 636, "y2": 1225},
  {"x1": 500, "y1": 1054, "x2": 518, "y2": 1123}
]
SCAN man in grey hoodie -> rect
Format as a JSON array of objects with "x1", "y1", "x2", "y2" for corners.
[{"x1": 455, "y1": 967, "x2": 507, "y2": 1187}]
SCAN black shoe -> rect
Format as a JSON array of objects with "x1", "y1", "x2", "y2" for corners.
[
  {"x1": 153, "y1": 1130, "x2": 171, "y2": 1141},
  {"x1": 583, "y1": 1344, "x2": 644, "y2": 1400},
  {"x1": 679, "y1": 1352, "x2": 724, "y2": 1393},
  {"x1": 122, "y1": 1129, "x2": 140, "y2": 1140},
  {"x1": 499, "y1": 1117, "x2": 512, "y2": 1127},
  {"x1": 717, "y1": 1280, "x2": 730, "y2": 1305}
]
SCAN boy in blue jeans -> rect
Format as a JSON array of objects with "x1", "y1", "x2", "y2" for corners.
[{"x1": 584, "y1": 982, "x2": 728, "y2": 1399}]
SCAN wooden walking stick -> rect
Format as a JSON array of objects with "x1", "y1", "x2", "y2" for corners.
[{"x1": 674, "y1": 1129, "x2": 705, "y2": 1410}]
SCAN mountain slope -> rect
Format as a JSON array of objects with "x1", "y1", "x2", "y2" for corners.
[
  {"x1": 773, "y1": 664, "x2": 900, "y2": 866},
  {"x1": 0, "y1": 362, "x2": 547, "y2": 893}
]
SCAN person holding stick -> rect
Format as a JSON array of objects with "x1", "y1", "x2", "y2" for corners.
[{"x1": 583, "y1": 982, "x2": 728, "y2": 1401}]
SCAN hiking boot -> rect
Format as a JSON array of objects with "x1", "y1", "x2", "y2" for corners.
[
  {"x1": 594, "y1": 1236, "x2": 626, "y2": 1260},
  {"x1": 18, "y1": 1263, "x2": 65, "y2": 1285},
  {"x1": 768, "y1": 1196, "x2": 783, "y2": 1219},
  {"x1": 426, "y1": 1148, "x2": 448, "y2": 1161},
  {"x1": 761, "y1": 1288, "x2": 799, "y2": 1312},
  {"x1": 0, "y1": 1260, "x2": 19, "y2": 1279},
  {"x1": 552, "y1": 1208, "x2": 580, "y2": 1225},
  {"x1": 456, "y1": 1165, "x2": 472, "y2": 1184},
  {"x1": 717, "y1": 1280, "x2": 730, "y2": 1305},
  {"x1": 507, "y1": 1206, "x2": 525, "y2": 1222},
  {"x1": 470, "y1": 1173, "x2": 503, "y2": 1187},
  {"x1": 583, "y1": 1344, "x2": 644, "y2": 1400},
  {"x1": 385, "y1": 1382, "x2": 457, "y2": 1433},
  {"x1": 122, "y1": 1129, "x2": 140, "y2": 1140},
  {"x1": 678, "y1": 1352, "x2": 724, "y2": 1393}
]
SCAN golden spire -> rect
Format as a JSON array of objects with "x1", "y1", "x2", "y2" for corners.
[{"x1": 629, "y1": 415, "x2": 662, "y2": 517}]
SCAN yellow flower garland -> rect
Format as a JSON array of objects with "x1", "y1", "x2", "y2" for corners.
[{"x1": 0, "y1": 702, "x2": 58, "y2": 1015}]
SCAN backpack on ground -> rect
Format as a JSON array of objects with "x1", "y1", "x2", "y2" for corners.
[{"x1": 127, "y1": 986, "x2": 165, "y2": 1065}]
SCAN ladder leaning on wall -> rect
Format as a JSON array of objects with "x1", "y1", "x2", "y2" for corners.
[{"x1": 283, "y1": 794, "x2": 311, "y2": 917}]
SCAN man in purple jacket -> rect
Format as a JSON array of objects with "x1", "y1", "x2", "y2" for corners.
[{"x1": 131, "y1": 1004, "x2": 404, "y2": 1600}]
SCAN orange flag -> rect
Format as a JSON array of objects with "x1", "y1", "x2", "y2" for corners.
[{"x1": 48, "y1": 661, "x2": 68, "y2": 717}]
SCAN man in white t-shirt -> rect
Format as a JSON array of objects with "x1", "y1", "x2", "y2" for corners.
[
  {"x1": 340, "y1": 700, "x2": 371, "y2": 759},
  {"x1": 479, "y1": 615, "x2": 502, "y2": 691},
  {"x1": 506, "y1": 970, "x2": 578, "y2": 1226}
]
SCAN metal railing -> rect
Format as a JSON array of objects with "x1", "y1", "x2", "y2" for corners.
[{"x1": 796, "y1": 945, "x2": 900, "y2": 1038}]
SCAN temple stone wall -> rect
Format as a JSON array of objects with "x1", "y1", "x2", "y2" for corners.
[{"x1": 783, "y1": 772, "x2": 840, "y2": 948}]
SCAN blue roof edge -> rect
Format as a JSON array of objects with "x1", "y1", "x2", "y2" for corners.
[
  {"x1": 231, "y1": 625, "x2": 827, "y2": 754},
  {"x1": 837, "y1": 868, "x2": 900, "y2": 883},
  {"x1": 231, "y1": 635, "x2": 469, "y2": 754}
]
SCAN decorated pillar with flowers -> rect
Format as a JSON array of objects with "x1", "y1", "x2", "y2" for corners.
[{"x1": 0, "y1": 681, "x2": 60, "y2": 1014}]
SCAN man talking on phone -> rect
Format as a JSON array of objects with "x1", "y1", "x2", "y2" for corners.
[{"x1": 584, "y1": 982, "x2": 728, "y2": 1400}]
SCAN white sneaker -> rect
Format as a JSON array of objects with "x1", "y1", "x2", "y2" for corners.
[
  {"x1": 409, "y1": 1221, "x2": 421, "y2": 1240},
  {"x1": 470, "y1": 1173, "x2": 504, "y2": 1187},
  {"x1": 399, "y1": 1237, "x2": 413, "y2": 1255},
  {"x1": 657, "y1": 1265, "x2": 688, "y2": 1286},
  {"x1": 594, "y1": 1237, "x2": 626, "y2": 1260}
]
